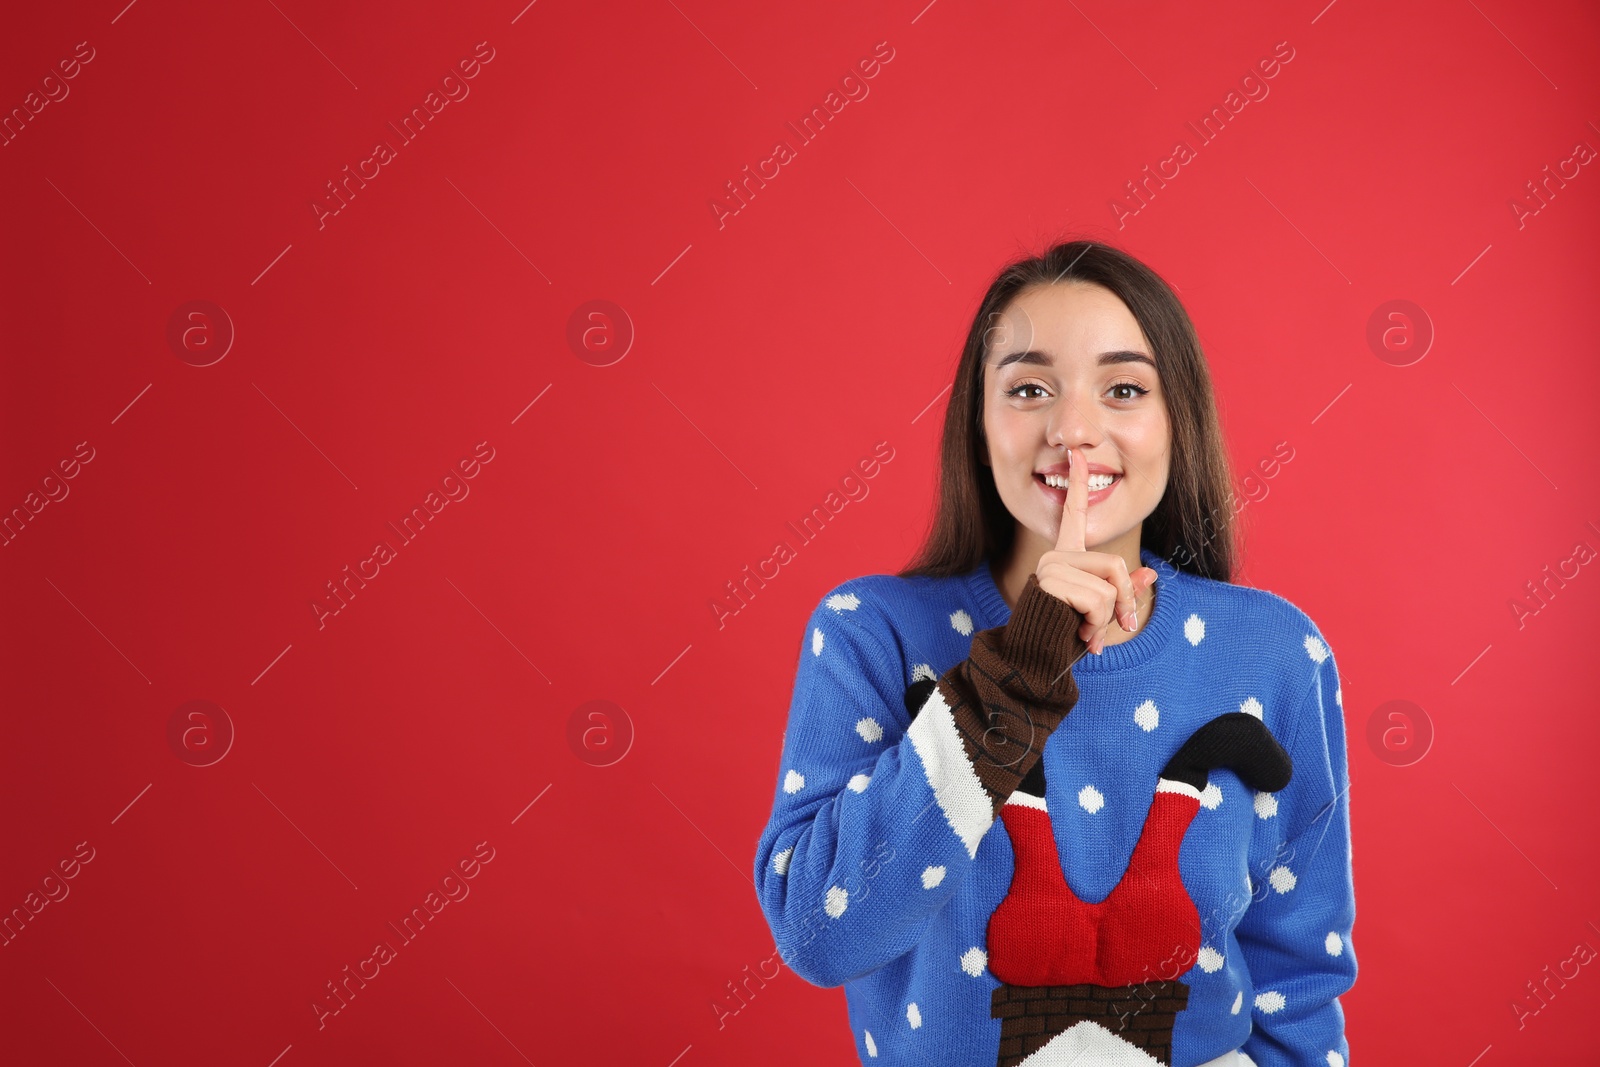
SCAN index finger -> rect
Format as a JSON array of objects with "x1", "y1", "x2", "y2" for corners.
[{"x1": 1054, "y1": 447, "x2": 1088, "y2": 553}]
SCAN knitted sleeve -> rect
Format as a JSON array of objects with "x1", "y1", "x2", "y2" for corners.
[
  {"x1": 1234, "y1": 627, "x2": 1357, "y2": 1065},
  {"x1": 753, "y1": 572, "x2": 1088, "y2": 989}
]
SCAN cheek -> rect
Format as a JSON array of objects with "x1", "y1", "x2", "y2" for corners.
[
  {"x1": 1115, "y1": 412, "x2": 1169, "y2": 458},
  {"x1": 985, "y1": 408, "x2": 1032, "y2": 465},
  {"x1": 1115, "y1": 414, "x2": 1171, "y2": 488}
]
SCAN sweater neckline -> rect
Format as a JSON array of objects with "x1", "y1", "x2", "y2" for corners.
[{"x1": 966, "y1": 548, "x2": 1182, "y2": 672}]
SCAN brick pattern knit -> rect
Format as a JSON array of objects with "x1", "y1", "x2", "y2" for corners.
[{"x1": 753, "y1": 548, "x2": 1356, "y2": 1067}]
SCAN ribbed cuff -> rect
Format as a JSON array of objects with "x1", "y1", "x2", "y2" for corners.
[{"x1": 1003, "y1": 573, "x2": 1089, "y2": 699}]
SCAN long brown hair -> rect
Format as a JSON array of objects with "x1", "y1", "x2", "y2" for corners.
[{"x1": 897, "y1": 238, "x2": 1238, "y2": 583}]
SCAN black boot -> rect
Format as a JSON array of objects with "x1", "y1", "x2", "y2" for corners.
[{"x1": 1160, "y1": 712, "x2": 1292, "y2": 794}]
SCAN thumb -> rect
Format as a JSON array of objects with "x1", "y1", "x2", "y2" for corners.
[{"x1": 1134, "y1": 567, "x2": 1158, "y2": 594}]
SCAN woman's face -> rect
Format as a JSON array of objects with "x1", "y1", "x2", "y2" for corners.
[{"x1": 981, "y1": 282, "x2": 1171, "y2": 556}]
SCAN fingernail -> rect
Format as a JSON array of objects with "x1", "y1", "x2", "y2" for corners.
[{"x1": 1126, "y1": 615, "x2": 1137, "y2": 632}]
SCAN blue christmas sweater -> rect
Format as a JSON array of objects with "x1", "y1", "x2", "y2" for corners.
[{"x1": 753, "y1": 549, "x2": 1356, "y2": 1067}]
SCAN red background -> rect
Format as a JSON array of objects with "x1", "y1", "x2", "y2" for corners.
[{"x1": 3, "y1": 0, "x2": 1598, "y2": 1063}]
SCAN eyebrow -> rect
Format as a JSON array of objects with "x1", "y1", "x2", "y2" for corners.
[{"x1": 994, "y1": 349, "x2": 1157, "y2": 371}]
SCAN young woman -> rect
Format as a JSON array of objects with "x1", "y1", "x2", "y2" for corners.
[{"x1": 753, "y1": 240, "x2": 1355, "y2": 1067}]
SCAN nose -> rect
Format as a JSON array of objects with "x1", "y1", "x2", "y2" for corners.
[{"x1": 1046, "y1": 389, "x2": 1104, "y2": 452}]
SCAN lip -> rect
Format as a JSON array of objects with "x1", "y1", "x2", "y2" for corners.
[{"x1": 1033, "y1": 468, "x2": 1121, "y2": 507}]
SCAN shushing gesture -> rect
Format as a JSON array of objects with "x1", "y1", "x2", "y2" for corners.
[{"x1": 1034, "y1": 447, "x2": 1159, "y2": 655}]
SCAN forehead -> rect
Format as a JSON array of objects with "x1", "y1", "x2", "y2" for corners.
[{"x1": 987, "y1": 283, "x2": 1152, "y2": 367}]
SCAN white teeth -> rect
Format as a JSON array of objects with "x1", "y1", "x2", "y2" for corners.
[{"x1": 1042, "y1": 473, "x2": 1115, "y2": 490}]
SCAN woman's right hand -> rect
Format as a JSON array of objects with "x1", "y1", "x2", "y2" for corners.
[{"x1": 1035, "y1": 447, "x2": 1158, "y2": 655}]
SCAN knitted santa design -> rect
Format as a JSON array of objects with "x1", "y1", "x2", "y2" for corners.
[{"x1": 897, "y1": 694, "x2": 1292, "y2": 1067}]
